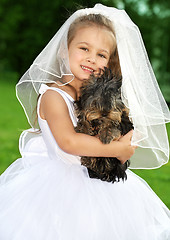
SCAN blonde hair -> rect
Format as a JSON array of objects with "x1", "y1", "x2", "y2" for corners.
[
  {"x1": 33, "y1": 14, "x2": 122, "y2": 128},
  {"x1": 68, "y1": 14, "x2": 121, "y2": 77}
]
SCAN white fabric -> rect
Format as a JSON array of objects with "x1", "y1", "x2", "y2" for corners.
[
  {"x1": 0, "y1": 85, "x2": 170, "y2": 240},
  {"x1": 15, "y1": 4, "x2": 170, "y2": 169}
]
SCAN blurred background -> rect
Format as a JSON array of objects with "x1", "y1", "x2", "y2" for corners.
[{"x1": 0, "y1": 0, "x2": 170, "y2": 207}]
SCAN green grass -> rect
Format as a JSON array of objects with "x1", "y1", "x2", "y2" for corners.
[
  {"x1": 0, "y1": 72, "x2": 29, "y2": 172},
  {"x1": 0, "y1": 72, "x2": 170, "y2": 208}
]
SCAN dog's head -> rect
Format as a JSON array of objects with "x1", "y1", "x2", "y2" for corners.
[{"x1": 76, "y1": 68, "x2": 128, "y2": 125}]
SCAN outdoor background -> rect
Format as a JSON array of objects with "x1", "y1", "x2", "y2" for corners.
[{"x1": 0, "y1": 0, "x2": 170, "y2": 207}]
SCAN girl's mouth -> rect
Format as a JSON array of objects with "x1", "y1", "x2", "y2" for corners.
[{"x1": 81, "y1": 65, "x2": 95, "y2": 73}]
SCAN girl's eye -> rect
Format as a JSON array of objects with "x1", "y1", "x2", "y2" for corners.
[
  {"x1": 80, "y1": 47, "x2": 88, "y2": 51},
  {"x1": 98, "y1": 53, "x2": 106, "y2": 59}
]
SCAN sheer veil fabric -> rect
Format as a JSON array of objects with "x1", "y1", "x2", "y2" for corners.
[{"x1": 16, "y1": 4, "x2": 170, "y2": 169}]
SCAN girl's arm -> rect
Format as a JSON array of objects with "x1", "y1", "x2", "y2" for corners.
[{"x1": 40, "y1": 90, "x2": 136, "y2": 164}]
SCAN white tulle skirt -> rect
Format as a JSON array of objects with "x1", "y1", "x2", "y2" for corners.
[{"x1": 0, "y1": 153, "x2": 170, "y2": 240}]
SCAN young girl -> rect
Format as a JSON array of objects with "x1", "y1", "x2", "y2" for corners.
[{"x1": 0, "y1": 4, "x2": 170, "y2": 240}]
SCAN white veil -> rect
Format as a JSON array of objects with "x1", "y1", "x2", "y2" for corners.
[{"x1": 16, "y1": 3, "x2": 170, "y2": 169}]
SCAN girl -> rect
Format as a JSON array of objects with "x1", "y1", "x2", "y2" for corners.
[{"x1": 0, "y1": 4, "x2": 170, "y2": 240}]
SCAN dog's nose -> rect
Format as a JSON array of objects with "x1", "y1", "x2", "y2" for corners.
[{"x1": 102, "y1": 112, "x2": 107, "y2": 117}]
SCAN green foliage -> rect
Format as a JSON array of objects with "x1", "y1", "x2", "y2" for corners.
[
  {"x1": 0, "y1": 0, "x2": 170, "y2": 96},
  {"x1": 0, "y1": 0, "x2": 98, "y2": 75},
  {"x1": 0, "y1": 0, "x2": 170, "y2": 102},
  {"x1": 113, "y1": 0, "x2": 170, "y2": 103}
]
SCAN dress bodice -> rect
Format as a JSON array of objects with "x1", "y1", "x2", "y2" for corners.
[{"x1": 36, "y1": 84, "x2": 81, "y2": 165}]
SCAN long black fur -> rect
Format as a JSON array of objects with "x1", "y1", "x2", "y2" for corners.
[{"x1": 74, "y1": 68, "x2": 133, "y2": 183}]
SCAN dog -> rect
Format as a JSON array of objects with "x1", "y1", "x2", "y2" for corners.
[{"x1": 74, "y1": 68, "x2": 133, "y2": 183}]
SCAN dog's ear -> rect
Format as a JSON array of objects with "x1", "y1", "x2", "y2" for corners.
[{"x1": 95, "y1": 67, "x2": 113, "y2": 84}]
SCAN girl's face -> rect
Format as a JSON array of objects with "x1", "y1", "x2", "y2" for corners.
[{"x1": 68, "y1": 26, "x2": 114, "y2": 83}]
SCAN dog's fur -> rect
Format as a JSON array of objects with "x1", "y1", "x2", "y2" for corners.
[{"x1": 74, "y1": 68, "x2": 133, "y2": 183}]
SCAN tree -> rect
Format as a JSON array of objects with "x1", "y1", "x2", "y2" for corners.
[{"x1": 0, "y1": 0, "x2": 169, "y2": 103}]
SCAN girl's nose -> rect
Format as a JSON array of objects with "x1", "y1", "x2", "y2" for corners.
[{"x1": 87, "y1": 54, "x2": 96, "y2": 64}]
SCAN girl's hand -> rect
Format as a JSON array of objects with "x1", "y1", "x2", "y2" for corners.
[{"x1": 117, "y1": 130, "x2": 137, "y2": 164}]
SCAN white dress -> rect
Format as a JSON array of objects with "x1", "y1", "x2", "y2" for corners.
[{"x1": 0, "y1": 84, "x2": 170, "y2": 240}]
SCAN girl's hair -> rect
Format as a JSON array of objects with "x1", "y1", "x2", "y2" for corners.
[
  {"x1": 33, "y1": 14, "x2": 122, "y2": 128},
  {"x1": 68, "y1": 14, "x2": 121, "y2": 77}
]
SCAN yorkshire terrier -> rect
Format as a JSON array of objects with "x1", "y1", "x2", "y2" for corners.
[{"x1": 74, "y1": 68, "x2": 133, "y2": 183}]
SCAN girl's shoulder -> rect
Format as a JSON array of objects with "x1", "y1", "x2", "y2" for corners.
[
  {"x1": 49, "y1": 83, "x2": 77, "y2": 101},
  {"x1": 39, "y1": 83, "x2": 76, "y2": 121},
  {"x1": 39, "y1": 88, "x2": 67, "y2": 120}
]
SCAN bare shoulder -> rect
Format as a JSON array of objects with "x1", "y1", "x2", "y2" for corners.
[
  {"x1": 41, "y1": 89, "x2": 65, "y2": 104},
  {"x1": 40, "y1": 89, "x2": 69, "y2": 120},
  {"x1": 50, "y1": 83, "x2": 77, "y2": 100}
]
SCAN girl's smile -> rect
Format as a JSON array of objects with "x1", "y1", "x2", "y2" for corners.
[
  {"x1": 81, "y1": 65, "x2": 95, "y2": 73},
  {"x1": 68, "y1": 26, "x2": 115, "y2": 83}
]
